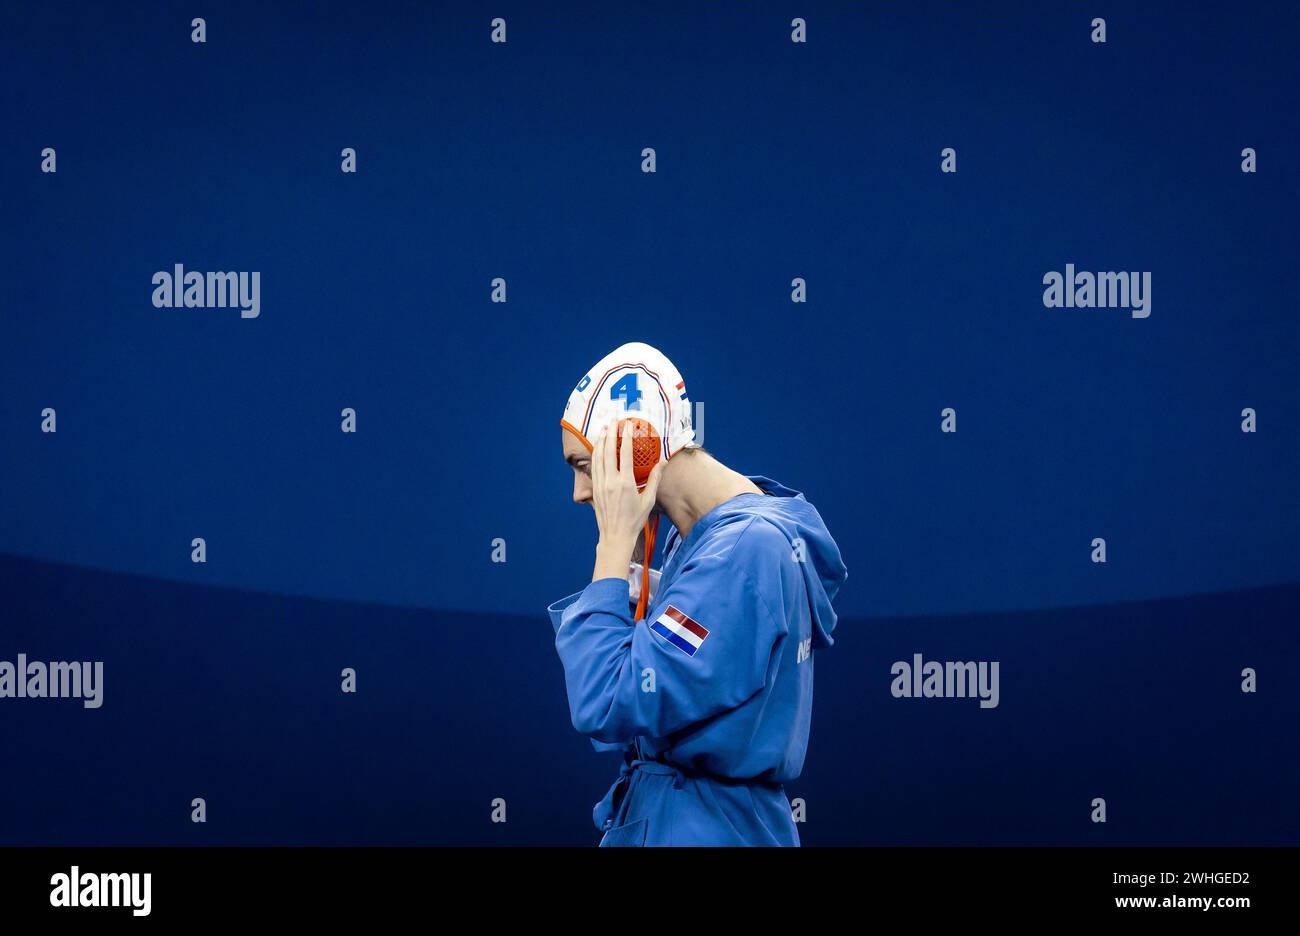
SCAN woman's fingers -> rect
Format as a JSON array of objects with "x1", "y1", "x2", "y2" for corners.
[
  {"x1": 602, "y1": 417, "x2": 618, "y2": 481},
  {"x1": 588, "y1": 417, "x2": 662, "y2": 550},
  {"x1": 620, "y1": 418, "x2": 635, "y2": 486}
]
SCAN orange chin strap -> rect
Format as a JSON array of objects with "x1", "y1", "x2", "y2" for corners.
[{"x1": 635, "y1": 513, "x2": 659, "y2": 623}]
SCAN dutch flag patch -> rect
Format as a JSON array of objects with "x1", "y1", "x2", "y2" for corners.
[{"x1": 650, "y1": 605, "x2": 709, "y2": 657}]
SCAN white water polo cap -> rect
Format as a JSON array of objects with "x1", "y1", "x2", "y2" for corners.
[{"x1": 561, "y1": 342, "x2": 697, "y2": 458}]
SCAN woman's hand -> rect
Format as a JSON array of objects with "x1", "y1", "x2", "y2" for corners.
[{"x1": 590, "y1": 417, "x2": 666, "y2": 582}]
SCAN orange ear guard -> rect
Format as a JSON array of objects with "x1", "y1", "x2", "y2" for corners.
[{"x1": 615, "y1": 417, "x2": 661, "y2": 491}]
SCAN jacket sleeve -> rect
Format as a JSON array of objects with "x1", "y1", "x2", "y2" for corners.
[
  {"x1": 553, "y1": 521, "x2": 789, "y2": 744},
  {"x1": 547, "y1": 561, "x2": 660, "y2": 632}
]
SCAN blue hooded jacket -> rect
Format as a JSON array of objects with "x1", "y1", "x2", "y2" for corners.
[{"x1": 547, "y1": 475, "x2": 848, "y2": 846}]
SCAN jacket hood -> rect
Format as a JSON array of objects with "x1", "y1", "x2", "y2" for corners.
[{"x1": 660, "y1": 475, "x2": 848, "y2": 649}]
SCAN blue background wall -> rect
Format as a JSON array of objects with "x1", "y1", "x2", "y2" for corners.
[{"x1": 1, "y1": 1, "x2": 1297, "y2": 844}]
